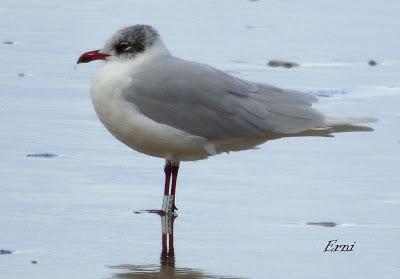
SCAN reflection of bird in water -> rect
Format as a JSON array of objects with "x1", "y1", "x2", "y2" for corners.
[{"x1": 110, "y1": 214, "x2": 244, "y2": 279}]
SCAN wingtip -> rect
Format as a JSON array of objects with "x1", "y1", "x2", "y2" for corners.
[{"x1": 325, "y1": 116, "x2": 379, "y2": 126}]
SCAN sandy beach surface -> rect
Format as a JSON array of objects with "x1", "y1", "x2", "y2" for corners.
[{"x1": 1, "y1": 0, "x2": 399, "y2": 278}]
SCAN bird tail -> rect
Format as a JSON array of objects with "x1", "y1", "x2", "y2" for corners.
[{"x1": 264, "y1": 115, "x2": 377, "y2": 140}]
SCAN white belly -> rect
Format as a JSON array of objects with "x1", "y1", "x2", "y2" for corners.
[{"x1": 90, "y1": 62, "x2": 210, "y2": 161}]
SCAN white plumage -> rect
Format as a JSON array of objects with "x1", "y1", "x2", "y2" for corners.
[{"x1": 88, "y1": 29, "x2": 375, "y2": 162}]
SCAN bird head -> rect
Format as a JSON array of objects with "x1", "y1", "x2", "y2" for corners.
[{"x1": 77, "y1": 25, "x2": 161, "y2": 64}]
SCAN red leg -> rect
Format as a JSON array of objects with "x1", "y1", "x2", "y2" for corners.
[
  {"x1": 135, "y1": 161, "x2": 174, "y2": 216},
  {"x1": 162, "y1": 160, "x2": 175, "y2": 213},
  {"x1": 171, "y1": 164, "x2": 179, "y2": 211},
  {"x1": 164, "y1": 161, "x2": 172, "y2": 195}
]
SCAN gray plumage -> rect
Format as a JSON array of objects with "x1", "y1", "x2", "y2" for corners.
[{"x1": 123, "y1": 56, "x2": 326, "y2": 140}]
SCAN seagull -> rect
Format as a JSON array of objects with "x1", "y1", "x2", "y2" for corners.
[{"x1": 77, "y1": 25, "x2": 375, "y2": 214}]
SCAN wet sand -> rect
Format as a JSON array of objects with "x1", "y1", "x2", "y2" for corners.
[{"x1": 1, "y1": 0, "x2": 400, "y2": 278}]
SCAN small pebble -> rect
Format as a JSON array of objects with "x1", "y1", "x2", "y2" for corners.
[
  {"x1": 27, "y1": 153, "x2": 58, "y2": 158},
  {"x1": 18, "y1": 73, "x2": 25, "y2": 78},
  {"x1": 307, "y1": 221, "x2": 337, "y2": 227},
  {"x1": 267, "y1": 59, "x2": 299, "y2": 68},
  {"x1": 0, "y1": 249, "x2": 13, "y2": 255},
  {"x1": 3, "y1": 40, "x2": 14, "y2": 45},
  {"x1": 31, "y1": 260, "x2": 38, "y2": 264},
  {"x1": 368, "y1": 60, "x2": 377, "y2": 66}
]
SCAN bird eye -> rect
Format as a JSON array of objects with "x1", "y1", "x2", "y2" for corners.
[{"x1": 116, "y1": 42, "x2": 132, "y2": 52}]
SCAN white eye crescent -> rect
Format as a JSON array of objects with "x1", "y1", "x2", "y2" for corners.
[{"x1": 117, "y1": 42, "x2": 132, "y2": 51}]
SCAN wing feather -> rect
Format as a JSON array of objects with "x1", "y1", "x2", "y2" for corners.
[{"x1": 123, "y1": 57, "x2": 325, "y2": 139}]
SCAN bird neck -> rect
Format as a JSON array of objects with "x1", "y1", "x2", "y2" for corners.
[{"x1": 146, "y1": 38, "x2": 171, "y2": 57}]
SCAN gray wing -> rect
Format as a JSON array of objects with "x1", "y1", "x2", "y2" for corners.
[{"x1": 123, "y1": 57, "x2": 325, "y2": 140}]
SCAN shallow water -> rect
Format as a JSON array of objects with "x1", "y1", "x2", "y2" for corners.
[{"x1": 1, "y1": 0, "x2": 400, "y2": 278}]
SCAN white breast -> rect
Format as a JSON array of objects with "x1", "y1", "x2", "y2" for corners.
[{"x1": 90, "y1": 61, "x2": 210, "y2": 161}]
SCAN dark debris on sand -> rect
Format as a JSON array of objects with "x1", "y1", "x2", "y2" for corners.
[
  {"x1": 307, "y1": 222, "x2": 337, "y2": 227},
  {"x1": 0, "y1": 249, "x2": 13, "y2": 255},
  {"x1": 27, "y1": 153, "x2": 58, "y2": 158},
  {"x1": 267, "y1": 59, "x2": 299, "y2": 68}
]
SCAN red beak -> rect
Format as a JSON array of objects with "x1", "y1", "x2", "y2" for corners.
[{"x1": 77, "y1": 49, "x2": 110, "y2": 64}]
